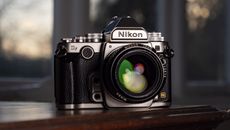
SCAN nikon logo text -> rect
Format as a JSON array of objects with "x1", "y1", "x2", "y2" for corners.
[
  {"x1": 118, "y1": 31, "x2": 143, "y2": 38},
  {"x1": 112, "y1": 29, "x2": 148, "y2": 40}
]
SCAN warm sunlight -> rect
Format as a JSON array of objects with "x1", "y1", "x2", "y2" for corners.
[{"x1": 0, "y1": 0, "x2": 53, "y2": 59}]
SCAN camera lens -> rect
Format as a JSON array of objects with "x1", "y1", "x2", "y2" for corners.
[
  {"x1": 118, "y1": 56, "x2": 148, "y2": 94},
  {"x1": 103, "y1": 44, "x2": 165, "y2": 103}
]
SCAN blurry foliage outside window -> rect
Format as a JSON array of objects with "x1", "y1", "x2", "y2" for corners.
[
  {"x1": 185, "y1": 0, "x2": 226, "y2": 82},
  {"x1": 0, "y1": 0, "x2": 52, "y2": 78}
]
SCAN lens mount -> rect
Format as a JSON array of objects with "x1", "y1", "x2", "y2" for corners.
[{"x1": 103, "y1": 44, "x2": 165, "y2": 103}]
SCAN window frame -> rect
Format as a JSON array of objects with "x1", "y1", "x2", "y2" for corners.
[
  {"x1": 0, "y1": 0, "x2": 54, "y2": 101},
  {"x1": 159, "y1": 0, "x2": 230, "y2": 97}
]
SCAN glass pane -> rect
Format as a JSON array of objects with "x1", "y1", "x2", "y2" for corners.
[
  {"x1": 0, "y1": 0, "x2": 53, "y2": 78},
  {"x1": 185, "y1": 0, "x2": 225, "y2": 81},
  {"x1": 90, "y1": 0, "x2": 158, "y2": 32}
]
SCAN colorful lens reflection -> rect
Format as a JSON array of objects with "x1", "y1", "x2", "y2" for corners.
[
  {"x1": 135, "y1": 63, "x2": 144, "y2": 74},
  {"x1": 118, "y1": 59, "x2": 147, "y2": 94}
]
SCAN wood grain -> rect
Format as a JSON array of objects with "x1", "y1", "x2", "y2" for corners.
[{"x1": 0, "y1": 102, "x2": 229, "y2": 130}]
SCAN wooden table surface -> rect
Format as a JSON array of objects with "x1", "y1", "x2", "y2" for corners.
[{"x1": 0, "y1": 102, "x2": 229, "y2": 130}]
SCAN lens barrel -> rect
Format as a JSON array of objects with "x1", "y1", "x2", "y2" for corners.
[{"x1": 103, "y1": 44, "x2": 165, "y2": 103}]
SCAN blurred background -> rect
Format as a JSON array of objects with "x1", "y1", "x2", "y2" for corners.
[{"x1": 0, "y1": 0, "x2": 229, "y2": 110}]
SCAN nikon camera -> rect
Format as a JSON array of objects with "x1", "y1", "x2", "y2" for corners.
[{"x1": 54, "y1": 16, "x2": 174, "y2": 109}]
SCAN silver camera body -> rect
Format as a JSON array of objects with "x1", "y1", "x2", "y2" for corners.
[{"x1": 54, "y1": 17, "x2": 173, "y2": 109}]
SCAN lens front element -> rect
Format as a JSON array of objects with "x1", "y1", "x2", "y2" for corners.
[{"x1": 118, "y1": 59, "x2": 147, "y2": 94}]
